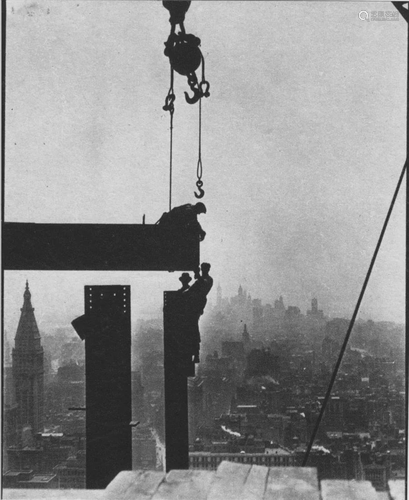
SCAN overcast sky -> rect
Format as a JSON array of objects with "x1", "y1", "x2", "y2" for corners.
[{"x1": 4, "y1": 1, "x2": 406, "y2": 336}]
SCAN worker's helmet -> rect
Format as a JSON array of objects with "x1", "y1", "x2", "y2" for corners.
[{"x1": 195, "y1": 202, "x2": 207, "y2": 214}]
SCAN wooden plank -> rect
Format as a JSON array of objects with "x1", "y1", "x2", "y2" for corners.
[
  {"x1": 103, "y1": 470, "x2": 165, "y2": 500},
  {"x1": 207, "y1": 461, "x2": 251, "y2": 500},
  {"x1": 151, "y1": 469, "x2": 215, "y2": 500},
  {"x1": 2, "y1": 490, "x2": 104, "y2": 499},
  {"x1": 264, "y1": 467, "x2": 319, "y2": 500},
  {"x1": 375, "y1": 493, "x2": 391, "y2": 500},
  {"x1": 321, "y1": 480, "x2": 381, "y2": 500},
  {"x1": 388, "y1": 480, "x2": 406, "y2": 500},
  {"x1": 238, "y1": 464, "x2": 269, "y2": 500},
  {"x1": 3, "y1": 222, "x2": 200, "y2": 271}
]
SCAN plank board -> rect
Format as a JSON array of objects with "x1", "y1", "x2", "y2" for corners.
[
  {"x1": 102, "y1": 470, "x2": 165, "y2": 500},
  {"x1": 2, "y1": 490, "x2": 104, "y2": 500},
  {"x1": 264, "y1": 467, "x2": 320, "y2": 500},
  {"x1": 321, "y1": 480, "x2": 381, "y2": 500},
  {"x1": 388, "y1": 480, "x2": 406, "y2": 500},
  {"x1": 238, "y1": 464, "x2": 269, "y2": 500},
  {"x1": 151, "y1": 469, "x2": 214, "y2": 500},
  {"x1": 207, "y1": 461, "x2": 251, "y2": 500}
]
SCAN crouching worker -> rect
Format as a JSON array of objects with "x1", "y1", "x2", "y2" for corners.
[{"x1": 157, "y1": 202, "x2": 207, "y2": 241}]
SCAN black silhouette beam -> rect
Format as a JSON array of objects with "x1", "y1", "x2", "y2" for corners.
[{"x1": 3, "y1": 222, "x2": 199, "y2": 271}]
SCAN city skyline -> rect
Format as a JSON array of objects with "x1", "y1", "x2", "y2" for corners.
[
  {"x1": 4, "y1": 269, "x2": 405, "y2": 489},
  {"x1": 3, "y1": 275, "x2": 404, "y2": 340},
  {"x1": 4, "y1": 2, "x2": 406, "y2": 331}
]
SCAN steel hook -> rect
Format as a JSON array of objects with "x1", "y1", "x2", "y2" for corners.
[
  {"x1": 194, "y1": 180, "x2": 205, "y2": 199},
  {"x1": 184, "y1": 87, "x2": 201, "y2": 105}
]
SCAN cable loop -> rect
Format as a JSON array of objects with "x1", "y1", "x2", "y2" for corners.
[
  {"x1": 163, "y1": 91, "x2": 175, "y2": 114},
  {"x1": 196, "y1": 158, "x2": 203, "y2": 181},
  {"x1": 199, "y1": 80, "x2": 210, "y2": 98}
]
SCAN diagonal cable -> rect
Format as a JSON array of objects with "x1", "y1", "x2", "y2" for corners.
[{"x1": 302, "y1": 159, "x2": 407, "y2": 467}]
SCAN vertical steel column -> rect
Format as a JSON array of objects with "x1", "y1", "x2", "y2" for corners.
[
  {"x1": 163, "y1": 291, "x2": 193, "y2": 471},
  {"x1": 73, "y1": 285, "x2": 132, "y2": 488}
]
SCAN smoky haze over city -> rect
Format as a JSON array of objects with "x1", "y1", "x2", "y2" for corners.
[
  {"x1": 3, "y1": 279, "x2": 406, "y2": 490},
  {"x1": 3, "y1": 0, "x2": 406, "y2": 495}
]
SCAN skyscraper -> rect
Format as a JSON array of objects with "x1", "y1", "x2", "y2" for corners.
[{"x1": 12, "y1": 281, "x2": 44, "y2": 437}]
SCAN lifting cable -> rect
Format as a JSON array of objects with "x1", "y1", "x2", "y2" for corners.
[
  {"x1": 302, "y1": 159, "x2": 407, "y2": 467},
  {"x1": 194, "y1": 97, "x2": 204, "y2": 198},
  {"x1": 163, "y1": 68, "x2": 175, "y2": 211},
  {"x1": 162, "y1": 1, "x2": 210, "y2": 209}
]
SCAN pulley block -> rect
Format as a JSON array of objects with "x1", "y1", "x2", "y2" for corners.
[{"x1": 165, "y1": 33, "x2": 202, "y2": 77}]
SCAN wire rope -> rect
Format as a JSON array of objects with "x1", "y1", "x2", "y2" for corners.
[{"x1": 302, "y1": 159, "x2": 407, "y2": 466}]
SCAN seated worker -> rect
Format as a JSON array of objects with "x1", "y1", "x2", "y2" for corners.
[{"x1": 157, "y1": 202, "x2": 207, "y2": 241}]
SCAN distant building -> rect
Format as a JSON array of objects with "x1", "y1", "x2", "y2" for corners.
[
  {"x1": 322, "y1": 336, "x2": 341, "y2": 366},
  {"x1": 245, "y1": 348, "x2": 279, "y2": 379},
  {"x1": 252, "y1": 305, "x2": 264, "y2": 331},
  {"x1": 12, "y1": 282, "x2": 44, "y2": 439},
  {"x1": 188, "y1": 376, "x2": 205, "y2": 442},
  {"x1": 132, "y1": 371, "x2": 146, "y2": 424},
  {"x1": 3, "y1": 470, "x2": 58, "y2": 489},
  {"x1": 325, "y1": 318, "x2": 349, "y2": 340},
  {"x1": 189, "y1": 451, "x2": 295, "y2": 470},
  {"x1": 363, "y1": 464, "x2": 388, "y2": 491},
  {"x1": 7, "y1": 432, "x2": 75, "y2": 474},
  {"x1": 242, "y1": 324, "x2": 251, "y2": 351},
  {"x1": 274, "y1": 296, "x2": 286, "y2": 315},
  {"x1": 286, "y1": 306, "x2": 301, "y2": 318},
  {"x1": 132, "y1": 425, "x2": 157, "y2": 470},
  {"x1": 307, "y1": 298, "x2": 324, "y2": 319},
  {"x1": 222, "y1": 341, "x2": 245, "y2": 360},
  {"x1": 216, "y1": 284, "x2": 222, "y2": 309},
  {"x1": 318, "y1": 396, "x2": 345, "y2": 432},
  {"x1": 54, "y1": 450, "x2": 85, "y2": 489},
  {"x1": 60, "y1": 337, "x2": 85, "y2": 366}
]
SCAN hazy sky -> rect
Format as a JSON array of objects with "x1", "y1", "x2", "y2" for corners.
[{"x1": 4, "y1": 1, "x2": 406, "y2": 336}]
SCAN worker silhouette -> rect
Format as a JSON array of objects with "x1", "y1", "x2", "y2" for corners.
[
  {"x1": 178, "y1": 272, "x2": 192, "y2": 292},
  {"x1": 157, "y1": 202, "x2": 207, "y2": 241},
  {"x1": 183, "y1": 262, "x2": 213, "y2": 362}
]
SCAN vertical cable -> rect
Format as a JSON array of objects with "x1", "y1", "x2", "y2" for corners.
[
  {"x1": 167, "y1": 68, "x2": 175, "y2": 212},
  {"x1": 169, "y1": 110, "x2": 173, "y2": 212},
  {"x1": 197, "y1": 97, "x2": 202, "y2": 181}
]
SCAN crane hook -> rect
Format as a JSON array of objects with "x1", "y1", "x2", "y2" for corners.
[
  {"x1": 194, "y1": 179, "x2": 205, "y2": 199},
  {"x1": 184, "y1": 87, "x2": 201, "y2": 105}
]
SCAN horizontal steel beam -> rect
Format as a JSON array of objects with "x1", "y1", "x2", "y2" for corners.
[{"x1": 3, "y1": 222, "x2": 200, "y2": 271}]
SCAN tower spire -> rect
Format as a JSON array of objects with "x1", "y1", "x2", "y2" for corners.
[
  {"x1": 15, "y1": 280, "x2": 41, "y2": 347},
  {"x1": 12, "y1": 282, "x2": 44, "y2": 435}
]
